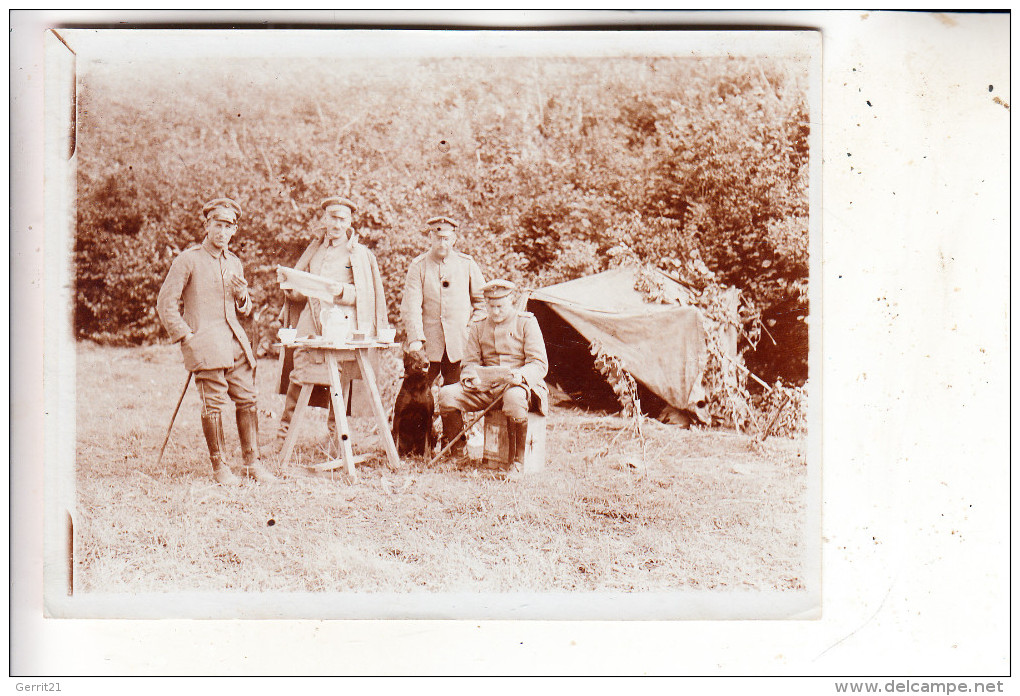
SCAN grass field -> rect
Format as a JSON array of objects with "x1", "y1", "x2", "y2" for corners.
[{"x1": 74, "y1": 342, "x2": 809, "y2": 594}]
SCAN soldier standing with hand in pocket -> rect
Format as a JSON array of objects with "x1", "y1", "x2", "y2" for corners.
[{"x1": 157, "y1": 197, "x2": 276, "y2": 484}]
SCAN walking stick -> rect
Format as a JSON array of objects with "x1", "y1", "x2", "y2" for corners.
[
  {"x1": 427, "y1": 388, "x2": 506, "y2": 468},
  {"x1": 156, "y1": 372, "x2": 193, "y2": 468}
]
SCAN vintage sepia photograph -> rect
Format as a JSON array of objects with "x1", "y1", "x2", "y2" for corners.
[{"x1": 47, "y1": 27, "x2": 819, "y2": 619}]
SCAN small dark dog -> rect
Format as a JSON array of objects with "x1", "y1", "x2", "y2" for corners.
[{"x1": 392, "y1": 349, "x2": 438, "y2": 457}]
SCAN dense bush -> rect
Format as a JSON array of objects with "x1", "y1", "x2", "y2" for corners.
[{"x1": 75, "y1": 54, "x2": 810, "y2": 382}]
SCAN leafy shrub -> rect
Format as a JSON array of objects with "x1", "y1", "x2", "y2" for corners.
[
  {"x1": 753, "y1": 380, "x2": 809, "y2": 439},
  {"x1": 74, "y1": 54, "x2": 810, "y2": 387}
]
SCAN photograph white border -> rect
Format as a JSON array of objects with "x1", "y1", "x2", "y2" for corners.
[
  {"x1": 10, "y1": 9, "x2": 1010, "y2": 679},
  {"x1": 41, "y1": 24, "x2": 822, "y2": 623}
]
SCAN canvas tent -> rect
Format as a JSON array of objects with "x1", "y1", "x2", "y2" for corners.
[{"x1": 527, "y1": 267, "x2": 734, "y2": 421}]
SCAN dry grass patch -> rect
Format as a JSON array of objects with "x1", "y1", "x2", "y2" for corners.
[{"x1": 75, "y1": 342, "x2": 809, "y2": 594}]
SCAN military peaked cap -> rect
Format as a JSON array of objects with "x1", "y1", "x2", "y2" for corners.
[
  {"x1": 481, "y1": 279, "x2": 516, "y2": 299},
  {"x1": 202, "y1": 198, "x2": 242, "y2": 221},
  {"x1": 425, "y1": 215, "x2": 459, "y2": 231},
  {"x1": 321, "y1": 196, "x2": 358, "y2": 212}
]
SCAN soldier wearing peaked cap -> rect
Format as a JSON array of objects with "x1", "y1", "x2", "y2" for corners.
[
  {"x1": 400, "y1": 215, "x2": 486, "y2": 457},
  {"x1": 276, "y1": 195, "x2": 390, "y2": 442},
  {"x1": 438, "y1": 279, "x2": 549, "y2": 469},
  {"x1": 479, "y1": 279, "x2": 515, "y2": 299},
  {"x1": 156, "y1": 197, "x2": 276, "y2": 484},
  {"x1": 319, "y1": 195, "x2": 358, "y2": 212}
]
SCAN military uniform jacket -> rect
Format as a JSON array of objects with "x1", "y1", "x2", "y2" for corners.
[
  {"x1": 286, "y1": 232, "x2": 389, "y2": 338},
  {"x1": 461, "y1": 310, "x2": 549, "y2": 415},
  {"x1": 401, "y1": 250, "x2": 486, "y2": 363},
  {"x1": 277, "y1": 230, "x2": 387, "y2": 406},
  {"x1": 156, "y1": 238, "x2": 255, "y2": 372}
]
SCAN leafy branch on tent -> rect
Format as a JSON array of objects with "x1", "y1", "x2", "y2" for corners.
[
  {"x1": 588, "y1": 339, "x2": 647, "y2": 471},
  {"x1": 590, "y1": 339, "x2": 641, "y2": 419},
  {"x1": 611, "y1": 247, "x2": 753, "y2": 431},
  {"x1": 613, "y1": 248, "x2": 806, "y2": 437}
]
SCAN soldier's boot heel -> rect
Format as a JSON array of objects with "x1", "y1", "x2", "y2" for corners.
[
  {"x1": 508, "y1": 417, "x2": 529, "y2": 471},
  {"x1": 441, "y1": 412, "x2": 468, "y2": 465},
  {"x1": 201, "y1": 412, "x2": 240, "y2": 485},
  {"x1": 236, "y1": 405, "x2": 278, "y2": 483}
]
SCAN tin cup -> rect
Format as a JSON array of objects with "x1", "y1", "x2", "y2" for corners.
[
  {"x1": 378, "y1": 327, "x2": 397, "y2": 344},
  {"x1": 278, "y1": 328, "x2": 297, "y2": 344}
]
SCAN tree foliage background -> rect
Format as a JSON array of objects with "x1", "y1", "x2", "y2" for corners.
[{"x1": 75, "y1": 54, "x2": 810, "y2": 385}]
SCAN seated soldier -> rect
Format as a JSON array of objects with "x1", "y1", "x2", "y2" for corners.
[{"x1": 437, "y1": 279, "x2": 548, "y2": 469}]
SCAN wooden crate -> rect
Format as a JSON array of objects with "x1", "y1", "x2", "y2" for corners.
[{"x1": 482, "y1": 411, "x2": 547, "y2": 473}]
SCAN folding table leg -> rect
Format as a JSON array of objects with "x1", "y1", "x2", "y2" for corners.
[
  {"x1": 326, "y1": 352, "x2": 358, "y2": 480},
  {"x1": 355, "y1": 348, "x2": 401, "y2": 471},
  {"x1": 279, "y1": 383, "x2": 312, "y2": 468}
]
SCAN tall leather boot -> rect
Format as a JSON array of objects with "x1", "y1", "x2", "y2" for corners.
[
  {"x1": 201, "y1": 412, "x2": 240, "y2": 485},
  {"x1": 502, "y1": 417, "x2": 517, "y2": 471},
  {"x1": 236, "y1": 405, "x2": 278, "y2": 482},
  {"x1": 508, "y1": 417, "x2": 529, "y2": 471},
  {"x1": 440, "y1": 411, "x2": 466, "y2": 463}
]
